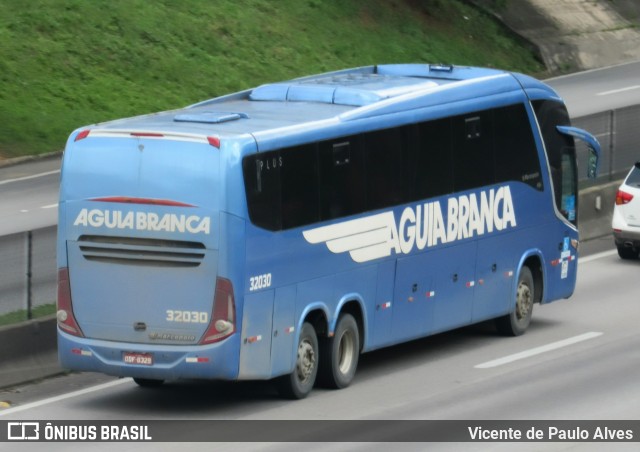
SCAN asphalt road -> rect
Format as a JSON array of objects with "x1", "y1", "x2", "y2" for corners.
[
  {"x1": 0, "y1": 157, "x2": 60, "y2": 236},
  {"x1": 546, "y1": 60, "x2": 640, "y2": 117}
]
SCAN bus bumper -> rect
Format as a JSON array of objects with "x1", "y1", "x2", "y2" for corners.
[{"x1": 57, "y1": 329, "x2": 240, "y2": 381}]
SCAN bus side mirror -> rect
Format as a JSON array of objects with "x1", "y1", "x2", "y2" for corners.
[{"x1": 557, "y1": 125, "x2": 601, "y2": 179}]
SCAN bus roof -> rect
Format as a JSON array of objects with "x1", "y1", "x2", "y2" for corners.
[{"x1": 77, "y1": 64, "x2": 558, "y2": 143}]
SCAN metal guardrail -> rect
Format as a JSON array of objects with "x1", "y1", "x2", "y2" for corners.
[
  {"x1": 0, "y1": 106, "x2": 637, "y2": 320},
  {"x1": 0, "y1": 226, "x2": 56, "y2": 319}
]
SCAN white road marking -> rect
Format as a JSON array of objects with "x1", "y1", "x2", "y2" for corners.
[
  {"x1": 0, "y1": 378, "x2": 132, "y2": 417},
  {"x1": 579, "y1": 249, "x2": 618, "y2": 263},
  {"x1": 41, "y1": 203, "x2": 58, "y2": 209},
  {"x1": 596, "y1": 85, "x2": 640, "y2": 96},
  {"x1": 0, "y1": 169, "x2": 60, "y2": 186},
  {"x1": 475, "y1": 332, "x2": 603, "y2": 369}
]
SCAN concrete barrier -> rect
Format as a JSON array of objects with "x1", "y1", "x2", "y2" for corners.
[
  {"x1": 0, "y1": 315, "x2": 63, "y2": 389},
  {"x1": 578, "y1": 180, "x2": 620, "y2": 244}
]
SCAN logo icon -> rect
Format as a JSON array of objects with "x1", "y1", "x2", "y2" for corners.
[
  {"x1": 7, "y1": 422, "x2": 40, "y2": 440},
  {"x1": 303, "y1": 212, "x2": 395, "y2": 263}
]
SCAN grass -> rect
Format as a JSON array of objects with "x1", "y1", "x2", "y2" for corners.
[
  {"x1": 0, "y1": 0, "x2": 544, "y2": 159},
  {"x1": 0, "y1": 303, "x2": 56, "y2": 327}
]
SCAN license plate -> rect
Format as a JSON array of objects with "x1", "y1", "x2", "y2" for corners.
[{"x1": 123, "y1": 352, "x2": 153, "y2": 366}]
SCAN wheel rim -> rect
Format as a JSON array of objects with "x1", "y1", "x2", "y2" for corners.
[
  {"x1": 296, "y1": 339, "x2": 316, "y2": 384},
  {"x1": 337, "y1": 329, "x2": 356, "y2": 375},
  {"x1": 515, "y1": 280, "x2": 532, "y2": 322}
]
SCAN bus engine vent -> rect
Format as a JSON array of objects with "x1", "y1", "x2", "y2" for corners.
[{"x1": 77, "y1": 235, "x2": 206, "y2": 267}]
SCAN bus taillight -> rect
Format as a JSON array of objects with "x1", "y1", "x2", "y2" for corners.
[
  {"x1": 199, "y1": 277, "x2": 236, "y2": 344},
  {"x1": 57, "y1": 268, "x2": 84, "y2": 337}
]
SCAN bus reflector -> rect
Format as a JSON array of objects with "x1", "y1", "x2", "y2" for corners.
[
  {"x1": 90, "y1": 196, "x2": 195, "y2": 207},
  {"x1": 186, "y1": 357, "x2": 210, "y2": 363},
  {"x1": 207, "y1": 136, "x2": 221, "y2": 148},
  {"x1": 57, "y1": 268, "x2": 84, "y2": 337},
  {"x1": 75, "y1": 129, "x2": 91, "y2": 141},
  {"x1": 199, "y1": 277, "x2": 236, "y2": 344}
]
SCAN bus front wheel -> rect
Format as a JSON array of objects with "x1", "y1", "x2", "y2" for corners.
[
  {"x1": 276, "y1": 322, "x2": 318, "y2": 399},
  {"x1": 318, "y1": 313, "x2": 360, "y2": 389},
  {"x1": 496, "y1": 266, "x2": 534, "y2": 336}
]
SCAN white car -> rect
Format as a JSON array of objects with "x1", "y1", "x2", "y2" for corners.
[{"x1": 612, "y1": 162, "x2": 640, "y2": 259}]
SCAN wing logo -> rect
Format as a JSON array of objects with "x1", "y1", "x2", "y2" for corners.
[
  {"x1": 303, "y1": 186, "x2": 517, "y2": 263},
  {"x1": 302, "y1": 212, "x2": 396, "y2": 263}
]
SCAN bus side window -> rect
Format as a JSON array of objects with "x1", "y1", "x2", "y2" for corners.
[
  {"x1": 280, "y1": 144, "x2": 320, "y2": 229},
  {"x1": 532, "y1": 100, "x2": 578, "y2": 226},
  {"x1": 452, "y1": 110, "x2": 495, "y2": 192},
  {"x1": 493, "y1": 104, "x2": 543, "y2": 190},
  {"x1": 243, "y1": 152, "x2": 282, "y2": 231},
  {"x1": 364, "y1": 127, "x2": 409, "y2": 211},
  {"x1": 319, "y1": 136, "x2": 366, "y2": 220},
  {"x1": 560, "y1": 147, "x2": 578, "y2": 223},
  {"x1": 414, "y1": 117, "x2": 453, "y2": 200}
]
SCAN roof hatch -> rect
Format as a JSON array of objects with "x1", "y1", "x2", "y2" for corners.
[
  {"x1": 249, "y1": 73, "x2": 439, "y2": 107},
  {"x1": 174, "y1": 111, "x2": 248, "y2": 124}
]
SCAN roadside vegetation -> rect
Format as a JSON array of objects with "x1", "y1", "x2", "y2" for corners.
[
  {"x1": 0, "y1": 0, "x2": 544, "y2": 159},
  {"x1": 0, "y1": 304, "x2": 56, "y2": 327}
]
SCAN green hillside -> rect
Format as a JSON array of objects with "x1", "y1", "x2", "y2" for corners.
[{"x1": 0, "y1": 0, "x2": 544, "y2": 159}]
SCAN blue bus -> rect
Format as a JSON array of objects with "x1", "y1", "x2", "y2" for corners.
[{"x1": 57, "y1": 64, "x2": 600, "y2": 399}]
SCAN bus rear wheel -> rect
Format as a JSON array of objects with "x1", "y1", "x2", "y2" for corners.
[
  {"x1": 318, "y1": 313, "x2": 360, "y2": 389},
  {"x1": 496, "y1": 266, "x2": 534, "y2": 336},
  {"x1": 276, "y1": 322, "x2": 318, "y2": 399}
]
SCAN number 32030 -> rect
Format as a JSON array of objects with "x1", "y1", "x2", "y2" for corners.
[
  {"x1": 249, "y1": 273, "x2": 272, "y2": 291},
  {"x1": 166, "y1": 310, "x2": 209, "y2": 323}
]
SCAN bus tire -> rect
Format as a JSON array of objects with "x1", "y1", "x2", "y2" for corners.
[
  {"x1": 496, "y1": 266, "x2": 534, "y2": 336},
  {"x1": 133, "y1": 378, "x2": 164, "y2": 388},
  {"x1": 318, "y1": 313, "x2": 360, "y2": 389},
  {"x1": 276, "y1": 322, "x2": 318, "y2": 399}
]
